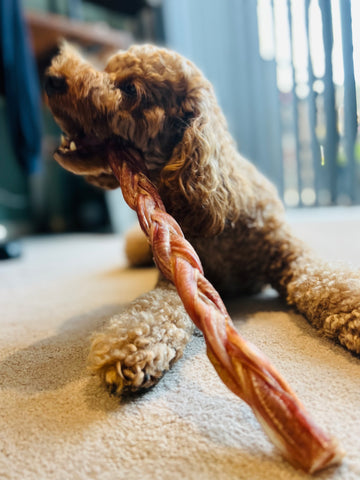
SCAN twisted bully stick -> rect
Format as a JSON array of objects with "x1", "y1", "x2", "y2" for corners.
[{"x1": 107, "y1": 147, "x2": 344, "y2": 474}]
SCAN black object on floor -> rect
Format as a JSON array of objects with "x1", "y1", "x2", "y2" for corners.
[{"x1": 0, "y1": 240, "x2": 22, "y2": 260}]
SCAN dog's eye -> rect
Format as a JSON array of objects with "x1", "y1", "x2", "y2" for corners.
[{"x1": 118, "y1": 82, "x2": 137, "y2": 97}]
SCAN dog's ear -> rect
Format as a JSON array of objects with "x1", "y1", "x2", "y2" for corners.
[
  {"x1": 155, "y1": 111, "x2": 194, "y2": 160},
  {"x1": 159, "y1": 84, "x2": 230, "y2": 236}
]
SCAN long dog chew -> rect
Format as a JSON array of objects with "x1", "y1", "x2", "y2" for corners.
[{"x1": 108, "y1": 147, "x2": 344, "y2": 474}]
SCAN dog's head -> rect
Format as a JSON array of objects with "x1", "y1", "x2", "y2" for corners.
[
  {"x1": 46, "y1": 43, "x2": 214, "y2": 185},
  {"x1": 45, "y1": 43, "x2": 234, "y2": 235}
]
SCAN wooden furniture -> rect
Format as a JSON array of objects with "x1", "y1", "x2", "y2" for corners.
[{"x1": 26, "y1": 10, "x2": 133, "y2": 60}]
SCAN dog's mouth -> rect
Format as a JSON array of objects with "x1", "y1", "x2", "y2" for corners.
[
  {"x1": 59, "y1": 133, "x2": 82, "y2": 155},
  {"x1": 53, "y1": 130, "x2": 121, "y2": 189},
  {"x1": 56, "y1": 130, "x2": 107, "y2": 158}
]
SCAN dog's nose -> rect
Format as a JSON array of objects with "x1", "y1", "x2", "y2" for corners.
[{"x1": 44, "y1": 74, "x2": 68, "y2": 97}]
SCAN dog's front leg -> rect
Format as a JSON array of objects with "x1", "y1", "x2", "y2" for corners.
[
  {"x1": 88, "y1": 276, "x2": 194, "y2": 395},
  {"x1": 269, "y1": 225, "x2": 360, "y2": 354}
]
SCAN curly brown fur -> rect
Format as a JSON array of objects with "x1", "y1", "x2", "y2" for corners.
[{"x1": 45, "y1": 42, "x2": 360, "y2": 394}]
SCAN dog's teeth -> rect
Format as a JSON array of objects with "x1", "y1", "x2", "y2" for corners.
[
  {"x1": 70, "y1": 141, "x2": 77, "y2": 151},
  {"x1": 61, "y1": 134, "x2": 66, "y2": 145}
]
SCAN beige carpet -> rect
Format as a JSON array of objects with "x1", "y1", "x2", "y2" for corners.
[{"x1": 1, "y1": 207, "x2": 360, "y2": 480}]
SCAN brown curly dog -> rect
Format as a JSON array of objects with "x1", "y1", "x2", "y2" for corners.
[{"x1": 45, "y1": 42, "x2": 360, "y2": 395}]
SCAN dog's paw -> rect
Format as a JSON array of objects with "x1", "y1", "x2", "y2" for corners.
[
  {"x1": 97, "y1": 348, "x2": 163, "y2": 396},
  {"x1": 323, "y1": 308, "x2": 360, "y2": 355},
  {"x1": 125, "y1": 224, "x2": 153, "y2": 267},
  {"x1": 88, "y1": 309, "x2": 193, "y2": 396}
]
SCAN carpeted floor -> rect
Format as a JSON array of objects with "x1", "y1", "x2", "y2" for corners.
[{"x1": 1, "y1": 207, "x2": 360, "y2": 480}]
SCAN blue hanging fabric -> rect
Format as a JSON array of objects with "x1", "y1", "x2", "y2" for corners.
[{"x1": 0, "y1": 0, "x2": 42, "y2": 174}]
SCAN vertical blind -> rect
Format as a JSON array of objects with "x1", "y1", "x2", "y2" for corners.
[{"x1": 163, "y1": 0, "x2": 360, "y2": 207}]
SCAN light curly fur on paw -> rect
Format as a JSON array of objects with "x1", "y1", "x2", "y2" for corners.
[
  {"x1": 286, "y1": 262, "x2": 360, "y2": 354},
  {"x1": 125, "y1": 224, "x2": 153, "y2": 267},
  {"x1": 88, "y1": 281, "x2": 194, "y2": 395}
]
